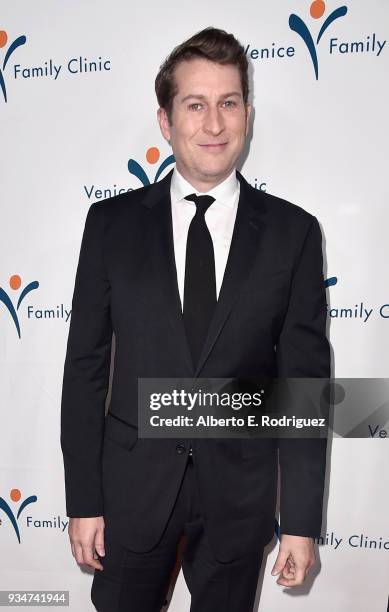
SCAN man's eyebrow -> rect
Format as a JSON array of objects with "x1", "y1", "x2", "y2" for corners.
[{"x1": 180, "y1": 91, "x2": 243, "y2": 103}]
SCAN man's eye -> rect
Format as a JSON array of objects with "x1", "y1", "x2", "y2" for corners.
[
  {"x1": 189, "y1": 103, "x2": 202, "y2": 111},
  {"x1": 223, "y1": 100, "x2": 236, "y2": 108}
]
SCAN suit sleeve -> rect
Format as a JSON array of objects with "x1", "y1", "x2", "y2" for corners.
[
  {"x1": 276, "y1": 215, "x2": 330, "y2": 538},
  {"x1": 60, "y1": 202, "x2": 112, "y2": 518}
]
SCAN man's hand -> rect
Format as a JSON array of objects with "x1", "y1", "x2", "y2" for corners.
[
  {"x1": 68, "y1": 517, "x2": 105, "y2": 571},
  {"x1": 271, "y1": 534, "x2": 315, "y2": 587}
]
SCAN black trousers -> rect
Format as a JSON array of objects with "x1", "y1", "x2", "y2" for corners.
[{"x1": 91, "y1": 455, "x2": 265, "y2": 612}]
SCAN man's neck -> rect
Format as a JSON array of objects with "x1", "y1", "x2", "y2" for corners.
[{"x1": 175, "y1": 164, "x2": 236, "y2": 193}]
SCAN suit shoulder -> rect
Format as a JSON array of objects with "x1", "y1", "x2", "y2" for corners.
[
  {"x1": 258, "y1": 189, "x2": 316, "y2": 227},
  {"x1": 88, "y1": 181, "x2": 155, "y2": 218},
  {"x1": 238, "y1": 172, "x2": 316, "y2": 225}
]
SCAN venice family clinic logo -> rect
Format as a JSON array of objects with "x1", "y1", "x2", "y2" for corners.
[
  {"x1": 0, "y1": 28, "x2": 26, "y2": 102},
  {"x1": 0, "y1": 274, "x2": 39, "y2": 338},
  {"x1": 128, "y1": 147, "x2": 175, "y2": 186},
  {"x1": 0, "y1": 488, "x2": 38, "y2": 543},
  {"x1": 289, "y1": 1, "x2": 347, "y2": 79}
]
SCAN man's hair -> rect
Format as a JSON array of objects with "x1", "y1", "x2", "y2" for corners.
[{"x1": 155, "y1": 26, "x2": 249, "y2": 124}]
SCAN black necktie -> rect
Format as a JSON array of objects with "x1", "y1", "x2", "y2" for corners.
[{"x1": 183, "y1": 193, "x2": 217, "y2": 368}]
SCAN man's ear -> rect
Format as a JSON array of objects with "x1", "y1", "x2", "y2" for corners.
[
  {"x1": 245, "y1": 103, "x2": 252, "y2": 136},
  {"x1": 157, "y1": 107, "x2": 171, "y2": 143}
]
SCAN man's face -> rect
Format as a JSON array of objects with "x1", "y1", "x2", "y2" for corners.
[{"x1": 158, "y1": 57, "x2": 251, "y2": 190}]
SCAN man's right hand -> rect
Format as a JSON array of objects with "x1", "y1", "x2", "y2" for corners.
[{"x1": 68, "y1": 517, "x2": 105, "y2": 571}]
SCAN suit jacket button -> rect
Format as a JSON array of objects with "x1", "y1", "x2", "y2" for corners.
[{"x1": 176, "y1": 444, "x2": 186, "y2": 455}]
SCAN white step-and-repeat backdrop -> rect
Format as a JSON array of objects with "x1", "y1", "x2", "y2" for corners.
[{"x1": 1, "y1": 1, "x2": 388, "y2": 610}]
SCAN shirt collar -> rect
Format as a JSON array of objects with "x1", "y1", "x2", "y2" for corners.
[{"x1": 171, "y1": 165, "x2": 239, "y2": 208}]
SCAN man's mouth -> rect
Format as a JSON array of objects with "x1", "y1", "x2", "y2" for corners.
[{"x1": 198, "y1": 143, "x2": 228, "y2": 149}]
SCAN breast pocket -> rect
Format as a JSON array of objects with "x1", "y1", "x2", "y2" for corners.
[{"x1": 239, "y1": 269, "x2": 291, "y2": 296}]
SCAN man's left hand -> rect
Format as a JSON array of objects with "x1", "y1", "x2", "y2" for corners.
[{"x1": 271, "y1": 534, "x2": 315, "y2": 587}]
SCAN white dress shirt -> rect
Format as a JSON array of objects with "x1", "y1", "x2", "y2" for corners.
[{"x1": 170, "y1": 165, "x2": 240, "y2": 311}]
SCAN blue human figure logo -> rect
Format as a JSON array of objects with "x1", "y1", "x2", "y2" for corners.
[
  {"x1": 0, "y1": 274, "x2": 39, "y2": 338},
  {"x1": 289, "y1": 1, "x2": 347, "y2": 79},
  {"x1": 128, "y1": 146, "x2": 175, "y2": 186},
  {"x1": 0, "y1": 488, "x2": 37, "y2": 543},
  {"x1": 0, "y1": 29, "x2": 27, "y2": 102}
]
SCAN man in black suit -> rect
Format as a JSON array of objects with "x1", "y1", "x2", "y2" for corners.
[{"x1": 61, "y1": 27, "x2": 330, "y2": 611}]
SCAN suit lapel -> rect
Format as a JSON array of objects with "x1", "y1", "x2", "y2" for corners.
[
  {"x1": 142, "y1": 169, "x2": 195, "y2": 373},
  {"x1": 141, "y1": 168, "x2": 266, "y2": 377},
  {"x1": 193, "y1": 171, "x2": 265, "y2": 375}
]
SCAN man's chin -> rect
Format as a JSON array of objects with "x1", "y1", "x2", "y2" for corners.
[{"x1": 196, "y1": 164, "x2": 234, "y2": 182}]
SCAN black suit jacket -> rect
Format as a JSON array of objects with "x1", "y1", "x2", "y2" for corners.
[{"x1": 60, "y1": 168, "x2": 330, "y2": 562}]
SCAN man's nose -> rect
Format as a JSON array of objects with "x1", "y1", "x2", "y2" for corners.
[{"x1": 203, "y1": 107, "x2": 224, "y2": 135}]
